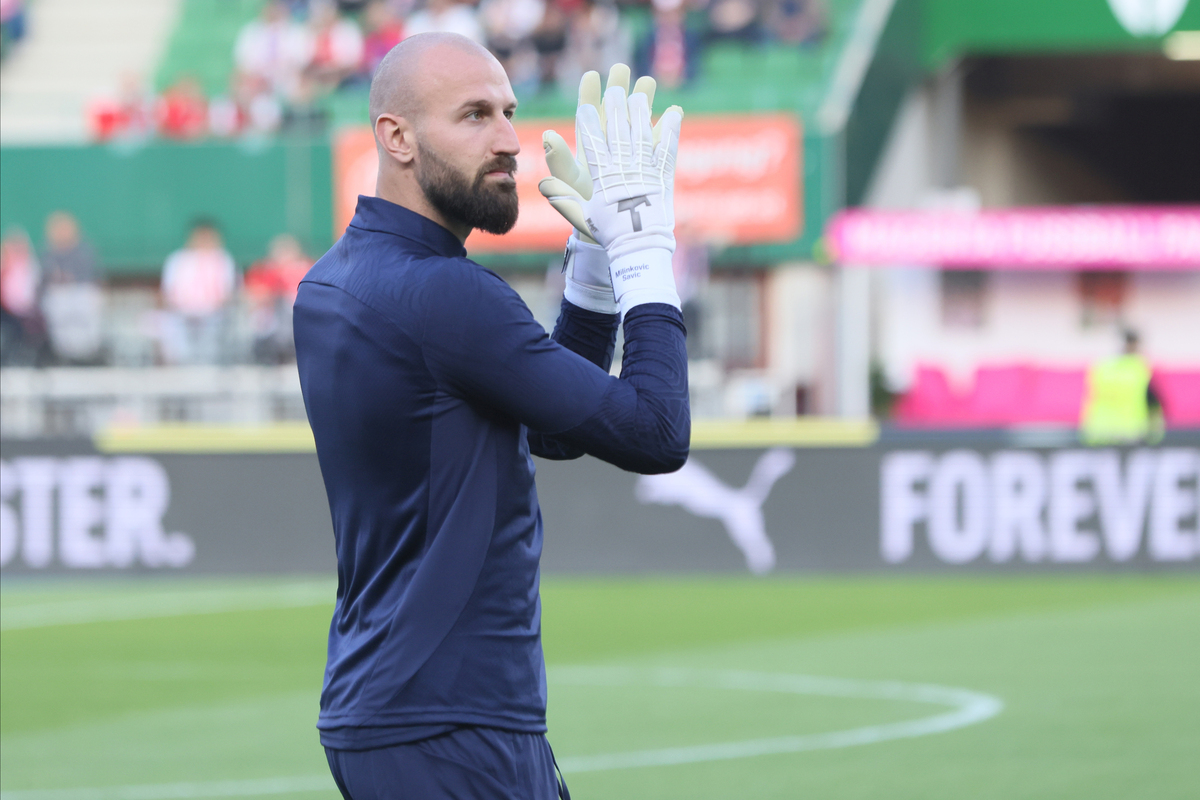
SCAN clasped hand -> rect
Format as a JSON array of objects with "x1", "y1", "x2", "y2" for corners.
[{"x1": 540, "y1": 66, "x2": 684, "y2": 316}]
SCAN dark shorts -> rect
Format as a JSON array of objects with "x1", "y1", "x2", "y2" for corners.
[{"x1": 325, "y1": 727, "x2": 569, "y2": 800}]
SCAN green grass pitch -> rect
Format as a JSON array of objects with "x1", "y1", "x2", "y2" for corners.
[{"x1": 2, "y1": 575, "x2": 1198, "y2": 799}]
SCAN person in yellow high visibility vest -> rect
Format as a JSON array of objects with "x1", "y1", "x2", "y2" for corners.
[{"x1": 1081, "y1": 329, "x2": 1164, "y2": 445}]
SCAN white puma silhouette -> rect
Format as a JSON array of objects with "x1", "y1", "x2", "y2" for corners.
[{"x1": 635, "y1": 448, "x2": 797, "y2": 574}]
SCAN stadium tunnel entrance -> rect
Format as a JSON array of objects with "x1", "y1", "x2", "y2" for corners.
[{"x1": 959, "y1": 52, "x2": 1200, "y2": 205}]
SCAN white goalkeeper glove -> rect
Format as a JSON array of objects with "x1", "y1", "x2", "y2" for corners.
[
  {"x1": 539, "y1": 66, "x2": 684, "y2": 316},
  {"x1": 543, "y1": 67, "x2": 639, "y2": 316},
  {"x1": 541, "y1": 66, "x2": 650, "y2": 316}
]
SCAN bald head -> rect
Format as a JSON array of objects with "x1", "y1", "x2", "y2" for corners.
[
  {"x1": 369, "y1": 33, "x2": 520, "y2": 241},
  {"x1": 368, "y1": 33, "x2": 498, "y2": 129}
]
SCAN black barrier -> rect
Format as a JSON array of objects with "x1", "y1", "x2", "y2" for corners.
[
  {"x1": 0, "y1": 439, "x2": 334, "y2": 575},
  {"x1": 2, "y1": 432, "x2": 1197, "y2": 575}
]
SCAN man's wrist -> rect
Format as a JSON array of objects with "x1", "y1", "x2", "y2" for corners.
[
  {"x1": 564, "y1": 281, "x2": 619, "y2": 314},
  {"x1": 609, "y1": 249, "x2": 681, "y2": 315}
]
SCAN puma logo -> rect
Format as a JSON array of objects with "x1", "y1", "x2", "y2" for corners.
[
  {"x1": 617, "y1": 196, "x2": 651, "y2": 232},
  {"x1": 635, "y1": 449, "x2": 797, "y2": 574}
]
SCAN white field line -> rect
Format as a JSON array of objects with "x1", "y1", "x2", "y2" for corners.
[
  {"x1": 551, "y1": 667, "x2": 1003, "y2": 773},
  {"x1": 0, "y1": 582, "x2": 335, "y2": 632},
  {"x1": 0, "y1": 668, "x2": 1002, "y2": 800}
]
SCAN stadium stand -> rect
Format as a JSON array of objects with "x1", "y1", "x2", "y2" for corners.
[
  {"x1": 0, "y1": 0, "x2": 863, "y2": 273},
  {"x1": 155, "y1": 0, "x2": 262, "y2": 98},
  {"x1": 1, "y1": 0, "x2": 1195, "y2": 436},
  {"x1": 125, "y1": 0, "x2": 858, "y2": 134},
  {"x1": 0, "y1": 0, "x2": 181, "y2": 142}
]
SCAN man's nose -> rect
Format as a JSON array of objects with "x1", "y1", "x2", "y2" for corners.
[{"x1": 494, "y1": 117, "x2": 520, "y2": 156}]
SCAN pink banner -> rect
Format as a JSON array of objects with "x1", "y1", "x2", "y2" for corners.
[{"x1": 828, "y1": 207, "x2": 1200, "y2": 268}]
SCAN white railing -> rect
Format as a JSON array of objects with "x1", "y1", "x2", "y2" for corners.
[
  {"x1": 0, "y1": 360, "x2": 799, "y2": 439},
  {"x1": 0, "y1": 366, "x2": 306, "y2": 438}
]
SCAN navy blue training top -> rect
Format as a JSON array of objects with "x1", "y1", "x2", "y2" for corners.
[{"x1": 293, "y1": 196, "x2": 689, "y2": 750}]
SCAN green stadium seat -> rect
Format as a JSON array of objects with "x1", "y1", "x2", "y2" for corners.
[{"x1": 155, "y1": 0, "x2": 263, "y2": 95}]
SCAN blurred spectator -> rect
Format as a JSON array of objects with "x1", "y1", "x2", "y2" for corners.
[
  {"x1": 244, "y1": 234, "x2": 312, "y2": 363},
  {"x1": 765, "y1": 0, "x2": 827, "y2": 46},
  {"x1": 638, "y1": 0, "x2": 700, "y2": 89},
  {"x1": 1081, "y1": 328, "x2": 1164, "y2": 445},
  {"x1": 530, "y1": 0, "x2": 570, "y2": 90},
  {"x1": 481, "y1": 0, "x2": 546, "y2": 92},
  {"x1": 557, "y1": 0, "x2": 630, "y2": 92},
  {"x1": 705, "y1": 0, "x2": 763, "y2": 43},
  {"x1": 88, "y1": 73, "x2": 156, "y2": 142},
  {"x1": 306, "y1": 1, "x2": 365, "y2": 93},
  {"x1": 0, "y1": 0, "x2": 26, "y2": 61},
  {"x1": 234, "y1": 0, "x2": 314, "y2": 102},
  {"x1": 360, "y1": 0, "x2": 406, "y2": 79},
  {"x1": 210, "y1": 72, "x2": 284, "y2": 138},
  {"x1": 281, "y1": 76, "x2": 330, "y2": 134},
  {"x1": 405, "y1": 0, "x2": 485, "y2": 45},
  {"x1": 207, "y1": 92, "x2": 244, "y2": 138},
  {"x1": 156, "y1": 77, "x2": 209, "y2": 139},
  {"x1": 160, "y1": 220, "x2": 237, "y2": 366},
  {"x1": 386, "y1": 0, "x2": 420, "y2": 16},
  {"x1": 40, "y1": 213, "x2": 97, "y2": 288},
  {"x1": 0, "y1": 229, "x2": 44, "y2": 366},
  {"x1": 39, "y1": 212, "x2": 104, "y2": 365}
]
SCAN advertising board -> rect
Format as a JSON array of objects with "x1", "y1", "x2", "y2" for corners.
[
  {"x1": 333, "y1": 114, "x2": 803, "y2": 252},
  {"x1": 0, "y1": 442, "x2": 333, "y2": 574},
  {"x1": 3, "y1": 434, "x2": 1196, "y2": 576},
  {"x1": 827, "y1": 207, "x2": 1200, "y2": 268}
]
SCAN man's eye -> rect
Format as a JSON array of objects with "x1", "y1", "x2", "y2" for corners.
[
  {"x1": 504, "y1": 110, "x2": 514, "y2": 120},
  {"x1": 467, "y1": 111, "x2": 482, "y2": 121}
]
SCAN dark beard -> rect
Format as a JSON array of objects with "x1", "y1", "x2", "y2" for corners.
[{"x1": 415, "y1": 140, "x2": 519, "y2": 235}]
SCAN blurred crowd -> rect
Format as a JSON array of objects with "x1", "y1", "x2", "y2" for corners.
[
  {"x1": 0, "y1": 0, "x2": 26, "y2": 62},
  {"x1": 88, "y1": 0, "x2": 828, "y2": 141},
  {"x1": 0, "y1": 215, "x2": 312, "y2": 368}
]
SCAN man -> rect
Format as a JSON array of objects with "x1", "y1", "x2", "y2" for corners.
[
  {"x1": 40, "y1": 211, "x2": 104, "y2": 364},
  {"x1": 293, "y1": 33, "x2": 688, "y2": 799},
  {"x1": 0, "y1": 228, "x2": 42, "y2": 366},
  {"x1": 404, "y1": 0, "x2": 486, "y2": 44},
  {"x1": 234, "y1": 0, "x2": 313, "y2": 102},
  {"x1": 245, "y1": 233, "x2": 311, "y2": 364},
  {"x1": 1081, "y1": 328, "x2": 1163, "y2": 445},
  {"x1": 159, "y1": 220, "x2": 237, "y2": 365}
]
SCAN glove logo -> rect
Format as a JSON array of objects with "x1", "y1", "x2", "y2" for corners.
[{"x1": 617, "y1": 195, "x2": 651, "y2": 232}]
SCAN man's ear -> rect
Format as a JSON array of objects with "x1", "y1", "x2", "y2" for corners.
[{"x1": 375, "y1": 113, "x2": 417, "y2": 165}]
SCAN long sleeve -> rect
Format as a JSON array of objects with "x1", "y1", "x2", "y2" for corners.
[
  {"x1": 527, "y1": 299, "x2": 620, "y2": 460},
  {"x1": 421, "y1": 261, "x2": 689, "y2": 474},
  {"x1": 552, "y1": 304, "x2": 690, "y2": 473}
]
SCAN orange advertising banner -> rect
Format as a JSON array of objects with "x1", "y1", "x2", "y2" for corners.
[{"x1": 333, "y1": 113, "x2": 802, "y2": 252}]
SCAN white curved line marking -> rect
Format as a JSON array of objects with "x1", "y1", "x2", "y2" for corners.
[
  {"x1": 0, "y1": 668, "x2": 1001, "y2": 800},
  {"x1": 549, "y1": 667, "x2": 1003, "y2": 774},
  {"x1": 0, "y1": 582, "x2": 335, "y2": 632}
]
